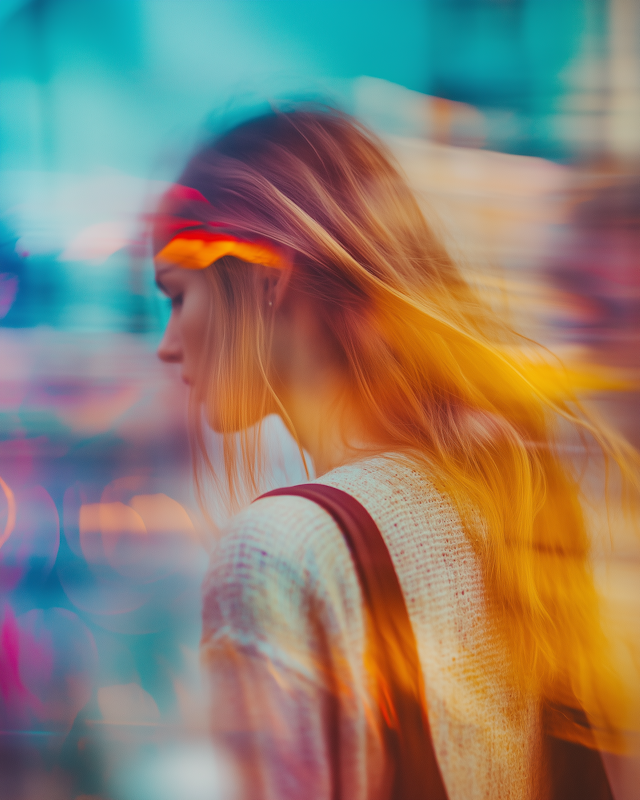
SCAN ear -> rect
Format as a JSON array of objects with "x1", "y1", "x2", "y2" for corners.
[
  {"x1": 273, "y1": 262, "x2": 292, "y2": 309},
  {"x1": 265, "y1": 247, "x2": 294, "y2": 309}
]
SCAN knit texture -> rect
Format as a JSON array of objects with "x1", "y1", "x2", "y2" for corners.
[{"x1": 201, "y1": 455, "x2": 541, "y2": 799}]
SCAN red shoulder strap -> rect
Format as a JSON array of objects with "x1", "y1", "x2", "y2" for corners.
[{"x1": 259, "y1": 483, "x2": 449, "y2": 800}]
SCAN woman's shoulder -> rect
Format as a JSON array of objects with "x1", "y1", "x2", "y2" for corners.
[
  {"x1": 317, "y1": 453, "x2": 464, "y2": 538},
  {"x1": 207, "y1": 454, "x2": 461, "y2": 584},
  {"x1": 201, "y1": 491, "x2": 360, "y2": 660},
  {"x1": 206, "y1": 491, "x2": 346, "y2": 582}
]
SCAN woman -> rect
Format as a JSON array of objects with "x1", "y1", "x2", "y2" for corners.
[{"x1": 154, "y1": 108, "x2": 631, "y2": 799}]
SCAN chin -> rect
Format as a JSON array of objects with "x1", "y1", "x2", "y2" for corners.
[
  {"x1": 205, "y1": 405, "x2": 266, "y2": 435},
  {"x1": 204, "y1": 406, "x2": 236, "y2": 435},
  {"x1": 206, "y1": 414, "x2": 225, "y2": 434}
]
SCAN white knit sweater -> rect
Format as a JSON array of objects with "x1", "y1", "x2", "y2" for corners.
[{"x1": 201, "y1": 456, "x2": 541, "y2": 799}]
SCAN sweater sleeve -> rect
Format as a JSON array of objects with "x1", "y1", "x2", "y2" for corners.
[{"x1": 200, "y1": 496, "x2": 386, "y2": 800}]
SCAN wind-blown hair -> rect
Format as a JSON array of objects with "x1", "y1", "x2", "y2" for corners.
[{"x1": 165, "y1": 107, "x2": 638, "y2": 742}]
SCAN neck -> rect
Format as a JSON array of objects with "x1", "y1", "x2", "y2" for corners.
[
  {"x1": 284, "y1": 389, "x2": 354, "y2": 475},
  {"x1": 279, "y1": 375, "x2": 384, "y2": 477},
  {"x1": 272, "y1": 286, "x2": 387, "y2": 476}
]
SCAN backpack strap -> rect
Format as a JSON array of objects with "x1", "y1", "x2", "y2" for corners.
[{"x1": 259, "y1": 483, "x2": 449, "y2": 800}]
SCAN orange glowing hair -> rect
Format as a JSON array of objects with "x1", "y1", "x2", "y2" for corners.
[{"x1": 161, "y1": 107, "x2": 639, "y2": 742}]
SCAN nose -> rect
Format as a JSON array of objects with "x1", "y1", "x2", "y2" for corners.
[{"x1": 157, "y1": 316, "x2": 183, "y2": 363}]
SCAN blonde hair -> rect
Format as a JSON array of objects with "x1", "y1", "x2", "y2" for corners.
[{"x1": 170, "y1": 107, "x2": 638, "y2": 741}]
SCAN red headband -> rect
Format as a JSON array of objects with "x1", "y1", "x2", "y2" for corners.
[{"x1": 154, "y1": 184, "x2": 289, "y2": 271}]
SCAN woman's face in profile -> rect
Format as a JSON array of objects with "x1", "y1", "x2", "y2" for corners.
[{"x1": 155, "y1": 261, "x2": 211, "y2": 389}]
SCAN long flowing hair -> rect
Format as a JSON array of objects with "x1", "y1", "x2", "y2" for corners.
[{"x1": 168, "y1": 107, "x2": 638, "y2": 740}]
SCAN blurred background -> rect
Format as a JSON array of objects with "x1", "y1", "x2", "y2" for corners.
[{"x1": 0, "y1": 1, "x2": 639, "y2": 798}]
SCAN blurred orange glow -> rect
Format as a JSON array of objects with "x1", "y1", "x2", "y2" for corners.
[
  {"x1": 77, "y1": 491, "x2": 198, "y2": 579},
  {"x1": 129, "y1": 493, "x2": 196, "y2": 539},
  {"x1": 79, "y1": 502, "x2": 147, "y2": 564},
  {"x1": 0, "y1": 475, "x2": 16, "y2": 550}
]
